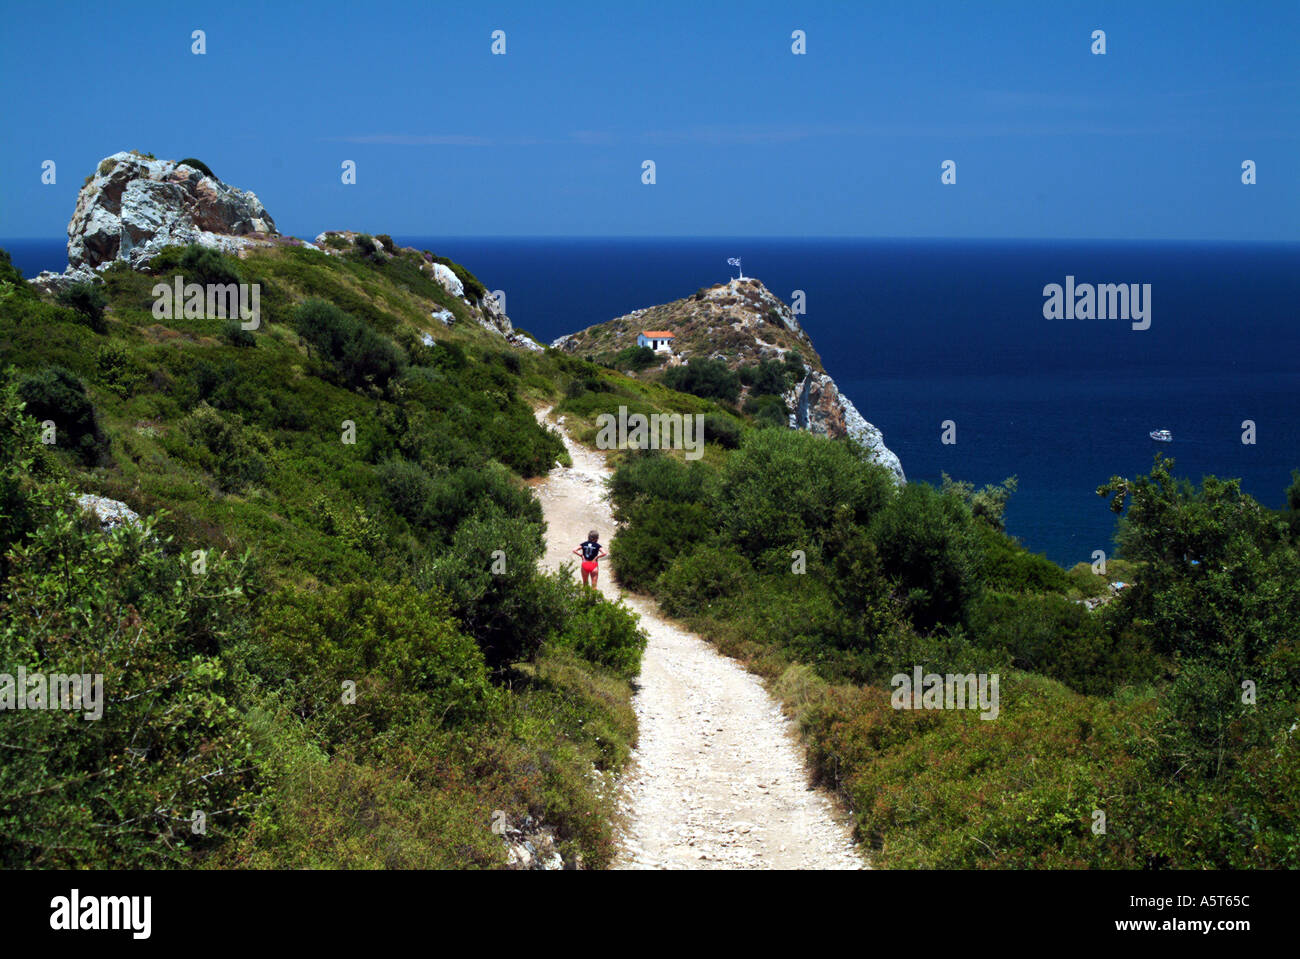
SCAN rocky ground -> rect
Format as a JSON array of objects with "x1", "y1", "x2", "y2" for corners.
[{"x1": 531, "y1": 408, "x2": 866, "y2": 870}]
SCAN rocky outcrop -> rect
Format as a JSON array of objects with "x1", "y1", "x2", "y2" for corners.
[
  {"x1": 495, "y1": 813, "x2": 578, "y2": 870},
  {"x1": 33, "y1": 151, "x2": 278, "y2": 293},
  {"x1": 69, "y1": 152, "x2": 276, "y2": 270},
  {"x1": 430, "y1": 262, "x2": 463, "y2": 298},
  {"x1": 552, "y1": 277, "x2": 904, "y2": 482},
  {"x1": 75, "y1": 494, "x2": 142, "y2": 530}
]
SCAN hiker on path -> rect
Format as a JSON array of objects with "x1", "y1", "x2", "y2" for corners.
[{"x1": 573, "y1": 530, "x2": 607, "y2": 588}]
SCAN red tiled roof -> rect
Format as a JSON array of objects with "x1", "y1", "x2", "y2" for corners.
[{"x1": 641, "y1": 331, "x2": 675, "y2": 338}]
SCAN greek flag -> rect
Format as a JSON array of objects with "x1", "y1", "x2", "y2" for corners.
[{"x1": 727, "y1": 257, "x2": 741, "y2": 267}]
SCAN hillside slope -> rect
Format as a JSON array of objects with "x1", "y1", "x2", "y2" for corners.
[{"x1": 0, "y1": 154, "x2": 656, "y2": 869}]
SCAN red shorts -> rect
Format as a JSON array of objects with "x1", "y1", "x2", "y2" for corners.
[{"x1": 581, "y1": 560, "x2": 598, "y2": 573}]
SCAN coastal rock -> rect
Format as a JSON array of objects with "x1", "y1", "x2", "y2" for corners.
[
  {"x1": 430, "y1": 262, "x2": 464, "y2": 298},
  {"x1": 68, "y1": 152, "x2": 276, "y2": 272},
  {"x1": 551, "y1": 277, "x2": 904, "y2": 482}
]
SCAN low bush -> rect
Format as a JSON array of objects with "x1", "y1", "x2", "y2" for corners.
[
  {"x1": 655, "y1": 544, "x2": 754, "y2": 618},
  {"x1": 57, "y1": 281, "x2": 108, "y2": 332},
  {"x1": 177, "y1": 157, "x2": 216, "y2": 179},
  {"x1": 292, "y1": 298, "x2": 405, "y2": 391},
  {"x1": 150, "y1": 244, "x2": 242, "y2": 288},
  {"x1": 550, "y1": 584, "x2": 647, "y2": 680},
  {"x1": 222, "y1": 320, "x2": 257, "y2": 348},
  {"x1": 662, "y1": 358, "x2": 740, "y2": 404},
  {"x1": 257, "y1": 581, "x2": 495, "y2": 739},
  {"x1": 610, "y1": 344, "x2": 658, "y2": 371},
  {"x1": 181, "y1": 402, "x2": 269, "y2": 493},
  {"x1": 15, "y1": 366, "x2": 109, "y2": 466}
]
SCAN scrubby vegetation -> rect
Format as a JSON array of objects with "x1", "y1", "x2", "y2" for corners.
[
  {"x1": 0, "y1": 243, "x2": 647, "y2": 869},
  {"x1": 609, "y1": 426, "x2": 1300, "y2": 867},
  {"x1": 3, "y1": 232, "x2": 1295, "y2": 871}
]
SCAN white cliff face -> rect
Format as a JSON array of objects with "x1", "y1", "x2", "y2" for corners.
[{"x1": 785, "y1": 370, "x2": 905, "y2": 483}]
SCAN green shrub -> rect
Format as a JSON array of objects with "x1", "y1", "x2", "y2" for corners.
[
  {"x1": 181, "y1": 402, "x2": 268, "y2": 493},
  {"x1": 257, "y1": 581, "x2": 495, "y2": 738},
  {"x1": 150, "y1": 244, "x2": 242, "y2": 288},
  {"x1": 95, "y1": 341, "x2": 145, "y2": 396},
  {"x1": 976, "y1": 523, "x2": 1073, "y2": 593},
  {"x1": 738, "y1": 357, "x2": 797, "y2": 395},
  {"x1": 0, "y1": 375, "x2": 66, "y2": 578},
  {"x1": 610, "y1": 450, "x2": 710, "y2": 506},
  {"x1": 0, "y1": 249, "x2": 28, "y2": 296},
  {"x1": 377, "y1": 456, "x2": 436, "y2": 527},
  {"x1": 610, "y1": 345, "x2": 657, "y2": 371},
  {"x1": 702, "y1": 413, "x2": 742, "y2": 447},
  {"x1": 550, "y1": 584, "x2": 647, "y2": 679},
  {"x1": 222, "y1": 320, "x2": 257, "y2": 347},
  {"x1": 0, "y1": 504, "x2": 256, "y2": 867},
  {"x1": 741, "y1": 393, "x2": 788, "y2": 427},
  {"x1": 870, "y1": 482, "x2": 983, "y2": 631},
  {"x1": 941, "y1": 473, "x2": 1018, "y2": 532},
  {"x1": 292, "y1": 298, "x2": 405, "y2": 391},
  {"x1": 715, "y1": 427, "x2": 894, "y2": 561},
  {"x1": 970, "y1": 591, "x2": 1154, "y2": 695},
  {"x1": 419, "y1": 509, "x2": 559, "y2": 669},
  {"x1": 655, "y1": 545, "x2": 754, "y2": 618},
  {"x1": 610, "y1": 500, "x2": 712, "y2": 591},
  {"x1": 56, "y1": 281, "x2": 108, "y2": 332},
  {"x1": 15, "y1": 366, "x2": 108, "y2": 466},
  {"x1": 662, "y1": 358, "x2": 740, "y2": 404},
  {"x1": 177, "y1": 157, "x2": 216, "y2": 179}
]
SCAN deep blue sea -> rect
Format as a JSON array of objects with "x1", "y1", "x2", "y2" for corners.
[{"x1": 7, "y1": 236, "x2": 1298, "y2": 568}]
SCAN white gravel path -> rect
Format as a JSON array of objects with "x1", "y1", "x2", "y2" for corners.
[{"x1": 531, "y1": 408, "x2": 865, "y2": 870}]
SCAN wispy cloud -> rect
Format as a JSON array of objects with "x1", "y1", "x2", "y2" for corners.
[
  {"x1": 974, "y1": 89, "x2": 1109, "y2": 111},
  {"x1": 324, "y1": 124, "x2": 855, "y2": 148},
  {"x1": 326, "y1": 116, "x2": 1298, "y2": 148},
  {"x1": 324, "y1": 134, "x2": 499, "y2": 146}
]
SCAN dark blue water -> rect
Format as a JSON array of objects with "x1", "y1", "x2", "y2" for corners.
[{"x1": 8, "y1": 236, "x2": 1298, "y2": 567}]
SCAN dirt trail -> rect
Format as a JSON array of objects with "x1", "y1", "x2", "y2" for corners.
[{"x1": 531, "y1": 408, "x2": 865, "y2": 869}]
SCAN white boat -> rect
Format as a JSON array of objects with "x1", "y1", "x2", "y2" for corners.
[{"x1": 1149, "y1": 429, "x2": 1172, "y2": 442}]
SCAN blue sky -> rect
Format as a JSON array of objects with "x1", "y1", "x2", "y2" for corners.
[{"x1": 1, "y1": 0, "x2": 1296, "y2": 240}]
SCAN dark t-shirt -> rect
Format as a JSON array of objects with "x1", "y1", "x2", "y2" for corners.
[{"x1": 579, "y1": 541, "x2": 602, "y2": 561}]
